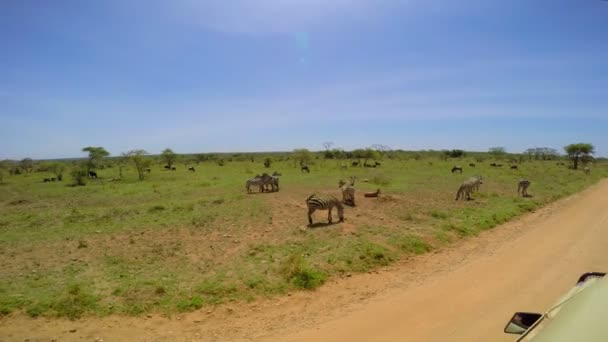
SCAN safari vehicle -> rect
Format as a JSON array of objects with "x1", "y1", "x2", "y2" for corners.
[{"x1": 504, "y1": 272, "x2": 608, "y2": 341}]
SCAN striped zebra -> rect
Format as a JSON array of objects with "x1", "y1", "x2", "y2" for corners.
[
  {"x1": 338, "y1": 176, "x2": 356, "y2": 206},
  {"x1": 455, "y1": 176, "x2": 482, "y2": 201},
  {"x1": 518, "y1": 179, "x2": 531, "y2": 197},
  {"x1": 246, "y1": 176, "x2": 264, "y2": 194},
  {"x1": 584, "y1": 167, "x2": 591, "y2": 175},
  {"x1": 306, "y1": 194, "x2": 344, "y2": 225}
]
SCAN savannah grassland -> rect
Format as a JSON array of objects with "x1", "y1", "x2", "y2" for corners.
[{"x1": 0, "y1": 156, "x2": 606, "y2": 320}]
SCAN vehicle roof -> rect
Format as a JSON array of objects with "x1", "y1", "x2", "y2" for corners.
[{"x1": 519, "y1": 275, "x2": 608, "y2": 341}]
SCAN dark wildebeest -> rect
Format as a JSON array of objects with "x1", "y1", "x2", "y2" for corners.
[
  {"x1": 301, "y1": 165, "x2": 310, "y2": 173},
  {"x1": 490, "y1": 163, "x2": 497, "y2": 167},
  {"x1": 451, "y1": 166, "x2": 463, "y2": 173},
  {"x1": 188, "y1": 167, "x2": 195, "y2": 172},
  {"x1": 352, "y1": 161, "x2": 359, "y2": 167},
  {"x1": 145, "y1": 168, "x2": 151, "y2": 173},
  {"x1": 171, "y1": 167, "x2": 177, "y2": 171},
  {"x1": 164, "y1": 165, "x2": 171, "y2": 170},
  {"x1": 51, "y1": 178, "x2": 56, "y2": 181},
  {"x1": 511, "y1": 165, "x2": 518, "y2": 170},
  {"x1": 469, "y1": 163, "x2": 476, "y2": 167},
  {"x1": 272, "y1": 171, "x2": 282, "y2": 176},
  {"x1": 89, "y1": 171, "x2": 98, "y2": 179},
  {"x1": 43, "y1": 178, "x2": 51, "y2": 183}
]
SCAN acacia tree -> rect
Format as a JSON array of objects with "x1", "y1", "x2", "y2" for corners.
[
  {"x1": 82, "y1": 146, "x2": 110, "y2": 173},
  {"x1": 564, "y1": 143, "x2": 594, "y2": 170},
  {"x1": 50, "y1": 162, "x2": 67, "y2": 181},
  {"x1": 19, "y1": 158, "x2": 34, "y2": 173},
  {"x1": 293, "y1": 148, "x2": 313, "y2": 167},
  {"x1": 123, "y1": 150, "x2": 151, "y2": 180},
  {"x1": 160, "y1": 148, "x2": 178, "y2": 169},
  {"x1": 489, "y1": 147, "x2": 507, "y2": 160}
]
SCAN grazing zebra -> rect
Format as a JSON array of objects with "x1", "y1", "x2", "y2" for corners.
[
  {"x1": 584, "y1": 167, "x2": 591, "y2": 175},
  {"x1": 455, "y1": 176, "x2": 482, "y2": 201},
  {"x1": 246, "y1": 176, "x2": 264, "y2": 194},
  {"x1": 451, "y1": 166, "x2": 463, "y2": 173},
  {"x1": 338, "y1": 176, "x2": 356, "y2": 206},
  {"x1": 518, "y1": 179, "x2": 531, "y2": 197},
  {"x1": 364, "y1": 189, "x2": 381, "y2": 198},
  {"x1": 306, "y1": 194, "x2": 344, "y2": 225}
]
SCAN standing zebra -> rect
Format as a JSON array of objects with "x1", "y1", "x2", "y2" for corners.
[
  {"x1": 584, "y1": 167, "x2": 591, "y2": 175},
  {"x1": 246, "y1": 176, "x2": 264, "y2": 194},
  {"x1": 306, "y1": 194, "x2": 344, "y2": 225},
  {"x1": 518, "y1": 179, "x2": 531, "y2": 197},
  {"x1": 338, "y1": 176, "x2": 356, "y2": 206},
  {"x1": 455, "y1": 176, "x2": 482, "y2": 201}
]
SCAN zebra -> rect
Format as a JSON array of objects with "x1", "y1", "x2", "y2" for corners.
[
  {"x1": 584, "y1": 167, "x2": 591, "y2": 175},
  {"x1": 246, "y1": 175, "x2": 264, "y2": 193},
  {"x1": 518, "y1": 179, "x2": 531, "y2": 197},
  {"x1": 338, "y1": 176, "x2": 356, "y2": 206},
  {"x1": 451, "y1": 166, "x2": 463, "y2": 173},
  {"x1": 455, "y1": 176, "x2": 482, "y2": 201},
  {"x1": 306, "y1": 194, "x2": 344, "y2": 226}
]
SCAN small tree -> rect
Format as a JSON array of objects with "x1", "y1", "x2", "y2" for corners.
[
  {"x1": 264, "y1": 157, "x2": 272, "y2": 168},
  {"x1": 19, "y1": 158, "x2": 34, "y2": 173},
  {"x1": 124, "y1": 150, "x2": 152, "y2": 180},
  {"x1": 160, "y1": 148, "x2": 178, "y2": 169},
  {"x1": 489, "y1": 147, "x2": 507, "y2": 160},
  {"x1": 50, "y1": 162, "x2": 67, "y2": 181},
  {"x1": 293, "y1": 148, "x2": 313, "y2": 167},
  {"x1": 564, "y1": 143, "x2": 595, "y2": 170},
  {"x1": 82, "y1": 146, "x2": 110, "y2": 173},
  {"x1": 70, "y1": 162, "x2": 89, "y2": 186}
]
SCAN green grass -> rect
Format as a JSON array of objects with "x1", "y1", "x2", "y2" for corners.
[{"x1": 0, "y1": 158, "x2": 606, "y2": 318}]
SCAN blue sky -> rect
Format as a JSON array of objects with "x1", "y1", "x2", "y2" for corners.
[{"x1": 1, "y1": 0, "x2": 607, "y2": 160}]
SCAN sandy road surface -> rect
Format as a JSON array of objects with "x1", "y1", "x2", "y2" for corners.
[{"x1": 1, "y1": 179, "x2": 607, "y2": 342}]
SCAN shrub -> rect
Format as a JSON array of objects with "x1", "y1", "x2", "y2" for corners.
[{"x1": 70, "y1": 169, "x2": 88, "y2": 186}]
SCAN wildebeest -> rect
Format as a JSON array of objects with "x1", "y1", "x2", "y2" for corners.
[
  {"x1": 490, "y1": 163, "x2": 497, "y2": 167},
  {"x1": 145, "y1": 168, "x2": 151, "y2": 173},
  {"x1": 364, "y1": 162, "x2": 377, "y2": 168},
  {"x1": 188, "y1": 167, "x2": 195, "y2": 172},
  {"x1": 43, "y1": 178, "x2": 51, "y2": 183},
  {"x1": 510, "y1": 165, "x2": 518, "y2": 170},
  {"x1": 171, "y1": 167, "x2": 176, "y2": 171},
  {"x1": 51, "y1": 178, "x2": 56, "y2": 181},
  {"x1": 469, "y1": 163, "x2": 476, "y2": 167},
  {"x1": 374, "y1": 161, "x2": 381, "y2": 167},
  {"x1": 351, "y1": 161, "x2": 359, "y2": 167},
  {"x1": 272, "y1": 171, "x2": 282, "y2": 176},
  {"x1": 164, "y1": 165, "x2": 171, "y2": 170},
  {"x1": 451, "y1": 166, "x2": 463, "y2": 173},
  {"x1": 263, "y1": 160, "x2": 271, "y2": 168},
  {"x1": 301, "y1": 165, "x2": 310, "y2": 173},
  {"x1": 88, "y1": 171, "x2": 98, "y2": 179}
]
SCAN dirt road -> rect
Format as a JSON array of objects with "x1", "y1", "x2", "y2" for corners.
[
  {"x1": 2, "y1": 179, "x2": 607, "y2": 342},
  {"x1": 272, "y1": 179, "x2": 608, "y2": 342}
]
